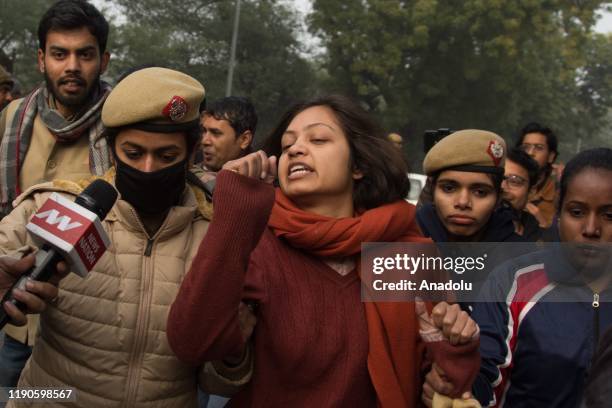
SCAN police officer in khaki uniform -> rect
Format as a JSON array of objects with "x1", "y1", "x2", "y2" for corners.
[{"x1": 2, "y1": 67, "x2": 252, "y2": 407}]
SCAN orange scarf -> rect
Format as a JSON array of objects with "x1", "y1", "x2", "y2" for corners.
[{"x1": 268, "y1": 189, "x2": 432, "y2": 407}]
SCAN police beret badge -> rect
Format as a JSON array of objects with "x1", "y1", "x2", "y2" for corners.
[
  {"x1": 162, "y1": 96, "x2": 189, "y2": 122},
  {"x1": 487, "y1": 140, "x2": 504, "y2": 166}
]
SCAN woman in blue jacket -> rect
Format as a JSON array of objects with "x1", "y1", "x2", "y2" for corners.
[{"x1": 471, "y1": 147, "x2": 612, "y2": 407}]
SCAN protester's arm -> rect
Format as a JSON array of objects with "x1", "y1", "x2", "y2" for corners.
[
  {"x1": 167, "y1": 153, "x2": 276, "y2": 364},
  {"x1": 417, "y1": 300, "x2": 481, "y2": 407},
  {"x1": 196, "y1": 300, "x2": 256, "y2": 395},
  {"x1": 420, "y1": 270, "x2": 512, "y2": 408},
  {"x1": 198, "y1": 342, "x2": 254, "y2": 397}
]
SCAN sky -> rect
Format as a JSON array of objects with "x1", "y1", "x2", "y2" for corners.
[{"x1": 595, "y1": 8, "x2": 612, "y2": 32}]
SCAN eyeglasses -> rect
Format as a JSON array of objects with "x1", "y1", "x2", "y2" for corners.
[
  {"x1": 503, "y1": 174, "x2": 528, "y2": 188},
  {"x1": 520, "y1": 143, "x2": 547, "y2": 153}
]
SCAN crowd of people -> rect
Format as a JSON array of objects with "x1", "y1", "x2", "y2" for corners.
[{"x1": 0, "y1": 1, "x2": 610, "y2": 407}]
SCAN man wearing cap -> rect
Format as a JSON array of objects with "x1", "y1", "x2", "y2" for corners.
[
  {"x1": 1, "y1": 67, "x2": 252, "y2": 407},
  {"x1": 0, "y1": 0, "x2": 113, "y2": 392},
  {"x1": 0, "y1": 66, "x2": 14, "y2": 111}
]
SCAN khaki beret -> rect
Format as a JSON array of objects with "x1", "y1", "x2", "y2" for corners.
[
  {"x1": 102, "y1": 67, "x2": 205, "y2": 131},
  {"x1": 423, "y1": 129, "x2": 506, "y2": 175},
  {"x1": 0, "y1": 65, "x2": 14, "y2": 87}
]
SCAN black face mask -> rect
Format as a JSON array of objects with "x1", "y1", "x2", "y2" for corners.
[{"x1": 114, "y1": 157, "x2": 187, "y2": 215}]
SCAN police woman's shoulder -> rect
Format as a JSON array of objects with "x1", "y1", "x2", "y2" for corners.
[{"x1": 13, "y1": 180, "x2": 80, "y2": 206}]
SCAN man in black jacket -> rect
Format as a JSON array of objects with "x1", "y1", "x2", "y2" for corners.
[{"x1": 501, "y1": 148, "x2": 542, "y2": 241}]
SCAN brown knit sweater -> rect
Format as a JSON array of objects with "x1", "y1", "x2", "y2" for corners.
[{"x1": 167, "y1": 171, "x2": 479, "y2": 407}]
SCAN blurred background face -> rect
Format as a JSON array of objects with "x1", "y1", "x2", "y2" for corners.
[
  {"x1": 387, "y1": 133, "x2": 403, "y2": 149},
  {"x1": 559, "y1": 168, "x2": 612, "y2": 275},
  {"x1": 0, "y1": 83, "x2": 13, "y2": 110},
  {"x1": 502, "y1": 159, "x2": 530, "y2": 210},
  {"x1": 520, "y1": 132, "x2": 555, "y2": 169},
  {"x1": 114, "y1": 129, "x2": 187, "y2": 172},
  {"x1": 201, "y1": 114, "x2": 249, "y2": 171},
  {"x1": 278, "y1": 105, "x2": 360, "y2": 212},
  {"x1": 433, "y1": 170, "x2": 498, "y2": 238}
]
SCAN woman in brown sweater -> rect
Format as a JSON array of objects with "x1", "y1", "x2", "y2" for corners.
[{"x1": 168, "y1": 95, "x2": 480, "y2": 407}]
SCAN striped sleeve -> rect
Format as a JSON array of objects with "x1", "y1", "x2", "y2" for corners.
[{"x1": 472, "y1": 262, "x2": 553, "y2": 407}]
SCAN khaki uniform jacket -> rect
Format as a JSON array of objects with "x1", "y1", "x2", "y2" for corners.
[
  {"x1": 1, "y1": 174, "x2": 244, "y2": 407},
  {"x1": 1, "y1": 98, "x2": 92, "y2": 346}
]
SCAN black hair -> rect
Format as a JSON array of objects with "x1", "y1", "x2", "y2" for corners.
[
  {"x1": 506, "y1": 148, "x2": 539, "y2": 189},
  {"x1": 38, "y1": 0, "x2": 109, "y2": 53},
  {"x1": 204, "y1": 96, "x2": 258, "y2": 140},
  {"x1": 559, "y1": 148, "x2": 612, "y2": 208},
  {"x1": 516, "y1": 122, "x2": 558, "y2": 157},
  {"x1": 263, "y1": 94, "x2": 410, "y2": 210}
]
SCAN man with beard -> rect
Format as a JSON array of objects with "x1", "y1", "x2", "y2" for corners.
[{"x1": 0, "y1": 0, "x2": 112, "y2": 390}]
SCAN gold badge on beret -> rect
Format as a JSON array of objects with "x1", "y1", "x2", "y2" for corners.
[{"x1": 163, "y1": 95, "x2": 189, "y2": 122}]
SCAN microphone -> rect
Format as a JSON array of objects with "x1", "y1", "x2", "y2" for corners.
[{"x1": 0, "y1": 179, "x2": 118, "y2": 328}]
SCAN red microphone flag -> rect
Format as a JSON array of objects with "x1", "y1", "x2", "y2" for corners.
[{"x1": 26, "y1": 193, "x2": 110, "y2": 277}]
